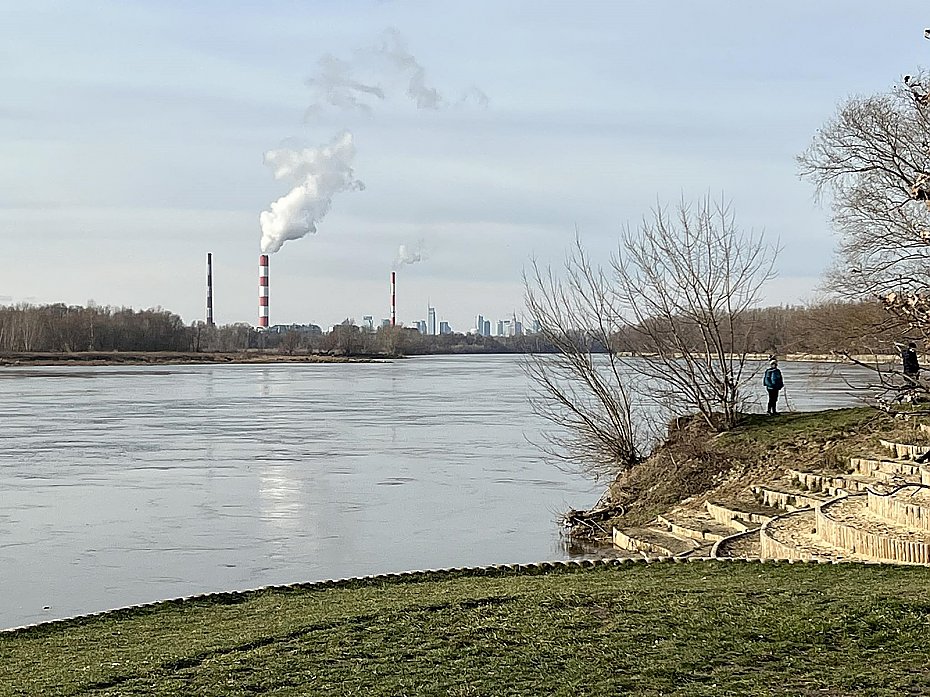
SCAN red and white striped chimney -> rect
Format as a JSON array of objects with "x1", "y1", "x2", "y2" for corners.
[
  {"x1": 206, "y1": 252, "x2": 214, "y2": 327},
  {"x1": 390, "y1": 271, "x2": 396, "y2": 327},
  {"x1": 258, "y1": 254, "x2": 269, "y2": 328}
]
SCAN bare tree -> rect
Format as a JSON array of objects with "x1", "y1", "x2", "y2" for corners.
[
  {"x1": 798, "y1": 73, "x2": 930, "y2": 311},
  {"x1": 525, "y1": 195, "x2": 777, "y2": 480},
  {"x1": 614, "y1": 197, "x2": 777, "y2": 429},
  {"x1": 525, "y1": 241, "x2": 641, "y2": 482}
]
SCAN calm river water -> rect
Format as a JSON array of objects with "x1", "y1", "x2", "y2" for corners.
[{"x1": 0, "y1": 355, "x2": 870, "y2": 628}]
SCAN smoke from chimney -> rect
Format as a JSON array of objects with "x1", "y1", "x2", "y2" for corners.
[
  {"x1": 394, "y1": 241, "x2": 427, "y2": 268},
  {"x1": 259, "y1": 132, "x2": 364, "y2": 255},
  {"x1": 260, "y1": 29, "x2": 487, "y2": 257}
]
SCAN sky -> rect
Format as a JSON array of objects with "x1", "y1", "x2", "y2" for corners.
[{"x1": 2, "y1": 1, "x2": 929, "y2": 331}]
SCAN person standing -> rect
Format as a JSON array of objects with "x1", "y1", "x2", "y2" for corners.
[
  {"x1": 763, "y1": 359, "x2": 784, "y2": 415},
  {"x1": 902, "y1": 342, "x2": 921, "y2": 386}
]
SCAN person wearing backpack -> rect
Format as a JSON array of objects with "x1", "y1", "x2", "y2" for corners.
[{"x1": 763, "y1": 358, "x2": 784, "y2": 415}]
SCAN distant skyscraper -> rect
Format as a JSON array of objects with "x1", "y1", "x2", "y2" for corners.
[
  {"x1": 476, "y1": 315, "x2": 484, "y2": 336},
  {"x1": 428, "y1": 306, "x2": 437, "y2": 335},
  {"x1": 531, "y1": 319, "x2": 541, "y2": 334},
  {"x1": 416, "y1": 320, "x2": 428, "y2": 334},
  {"x1": 439, "y1": 321, "x2": 451, "y2": 335},
  {"x1": 363, "y1": 315, "x2": 374, "y2": 332},
  {"x1": 381, "y1": 318, "x2": 391, "y2": 328},
  {"x1": 483, "y1": 319, "x2": 491, "y2": 337},
  {"x1": 514, "y1": 320, "x2": 523, "y2": 336}
]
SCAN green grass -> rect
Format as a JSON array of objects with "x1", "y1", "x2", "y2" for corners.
[
  {"x1": 4, "y1": 561, "x2": 930, "y2": 696},
  {"x1": 725, "y1": 407, "x2": 887, "y2": 447}
]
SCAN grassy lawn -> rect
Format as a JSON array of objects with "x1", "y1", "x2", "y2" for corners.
[{"x1": 4, "y1": 561, "x2": 930, "y2": 696}]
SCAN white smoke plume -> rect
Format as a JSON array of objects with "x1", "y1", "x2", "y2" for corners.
[
  {"x1": 375, "y1": 28, "x2": 443, "y2": 109},
  {"x1": 259, "y1": 131, "x2": 364, "y2": 254},
  {"x1": 394, "y1": 241, "x2": 428, "y2": 268},
  {"x1": 304, "y1": 28, "x2": 487, "y2": 117},
  {"x1": 261, "y1": 29, "x2": 486, "y2": 254},
  {"x1": 304, "y1": 54, "x2": 385, "y2": 118}
]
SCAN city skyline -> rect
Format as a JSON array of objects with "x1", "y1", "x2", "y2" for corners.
[{"x1": 3, "y1": 3, "x2": 929, "y2": 331}]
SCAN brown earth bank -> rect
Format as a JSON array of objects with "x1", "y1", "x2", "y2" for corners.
[
  {"x1": 0, "y1": 351, "x2": 378, "y2": 366},
  {"x1": 565, "y1": 407, "x2": 922, "y2": 544}
]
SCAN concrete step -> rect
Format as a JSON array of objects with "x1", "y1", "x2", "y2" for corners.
[
  {"x1": 705, "y1": 500, "x2": 781, "y2": 531},
  {"x1": 655, "y1": 511, "x2": 735, "y2": 542},
  {"x1": 878, "y1": 439, "x2": 930, "y2": 460},
  {"x1": 750, "y1": 483, "x2": 830, "y2": 511},
  {"x1": 611, "y1": 526, "x2": 698, "y2": 556}
]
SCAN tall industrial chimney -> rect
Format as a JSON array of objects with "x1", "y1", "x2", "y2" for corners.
[
  {"x1": 390, "y1": 271, "x2": 396, "y2": 327},
  {"x1": 206, "y1": 253, "x2": 214, "y2": 327},
  {"x1": 258, "y1": 254, "x2": 269, "y2": 328}
]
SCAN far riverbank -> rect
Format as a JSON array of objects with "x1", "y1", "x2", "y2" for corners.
[
  {"x1": 0, "y1": 351, "x2": 376, "y2": 366},
  {"x1": 0, "y1": 350, "x2": 901, "y2": 368}
]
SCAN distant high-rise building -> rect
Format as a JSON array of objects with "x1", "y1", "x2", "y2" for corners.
[
  {"x1": 363, "y1": 316, "x2": 374, "y2": 332},
  {"x1": 381, "y1": 318, "x2": 391, "y2": 328},
  {"x1": 497, "y1": 319, "x2": 504, "y2": 336},
  {"x1": 428, "y1": 306, "x2": 437, "y2": 335},
  {"x1": 416, "y1": 320, "x2": 428, "y2": 334},
  {"x1": 476, "y1": 315, "x2": 485, "y2": 336},
  {"x1": 531, "y1": 319, "x2": 541, "y2": 334},
  {"x1": 439, "y1": 321, "x2": 451, "y2": 335},
  {"x1": 514, "y1": 320, "x2": 523, "y2": 336},
  {"x1": 483, "y1": 319, "x2": 491, "y2": 337}
]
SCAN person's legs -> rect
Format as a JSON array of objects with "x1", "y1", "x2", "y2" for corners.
[{"x1": 767, "y1": 388, "x2": 779, "y2": 414}]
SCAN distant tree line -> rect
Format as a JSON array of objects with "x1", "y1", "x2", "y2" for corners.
[{"x1": 0, "y1": 298, "x2": 907, "y2": 357}]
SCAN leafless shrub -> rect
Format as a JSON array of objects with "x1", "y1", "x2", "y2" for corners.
[{"x1": 524, "y1": 195, "x2": 777, "y2": 481}]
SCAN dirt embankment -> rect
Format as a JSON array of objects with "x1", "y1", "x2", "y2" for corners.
[
  {"x1": 568, "y1": 407, "x2": 911, "y2": 540},
  {"x1": 0, "y1": 351, "x2": 377, "y2": 366}
]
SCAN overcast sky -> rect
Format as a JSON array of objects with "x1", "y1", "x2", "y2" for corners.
[{"x1": 2, "y1": 1, "x2": 928, "y2": 330}]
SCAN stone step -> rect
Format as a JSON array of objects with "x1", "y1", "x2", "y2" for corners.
[
  {"x1": 878, "y1": 439, "x2": 930, "y2": 460},
  {"x1": 849, "y1": 456, "x2": 923, "y2": 479},
  {"x1": 712, "y1": 528, "x2": 761, "y2": 559},
  {"x1": 611, "y1": 526, "x2": 698, "y2": 556},
  {"x1": 750, "y1": 483, "x2": 830, "y2": 511},
  {"x1": 705, "y1": 500, "x2": 781, "y2": 531},
  {"x1": 818, "y1": 494, "x2": 930, "y2": 564},
  {"x1": 760, "y1": 507, "x2": 867, "y2": 562},
  {"x1": 655, "y1": 511, "x2": 736, "y2": 542}
]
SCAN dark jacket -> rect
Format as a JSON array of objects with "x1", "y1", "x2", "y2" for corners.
[
  {"x1": 763, "y1": 367, "x2": 783, "y2": 390},
  {"x1": 903, "y1": 348, "x2": 921, "y2": 375}
]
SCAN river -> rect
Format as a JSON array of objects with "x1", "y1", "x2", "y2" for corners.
[{"x1": 0, "y1": 355, "x2": 872, "y2": 628}]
